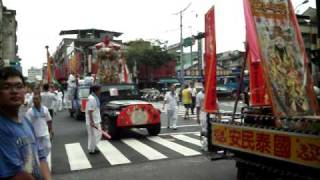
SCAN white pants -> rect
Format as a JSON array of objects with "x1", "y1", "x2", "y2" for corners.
[
  {"x1": 167, "y1": 109, "x2": 178, "y2": 128},
  {"x1": 199, "y1": 111, "x2": 208, "y2": 151},
  {"x1": 38, "y1": 135, "x2": 51, "y2": 158},
  {"x1": 57, "y1": 99, "x2": 63, "y2": 111},
  {"x1": 200, "y1": 111, "x2": 207, "y2": 133},
  {"x1": 87, "y1": 123, "x2": 102, "y2": 152}
]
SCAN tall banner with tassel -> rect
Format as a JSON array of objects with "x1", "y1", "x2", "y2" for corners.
[
  {"x1": 45, "y1": 46, "x2": 61, "y2": 88},
  {"x1": 243, "y1": 0, "x2": 319, "y2": 116},
  {"x1": 204, "y1": 6, "x2": 217, "y2": 113}
]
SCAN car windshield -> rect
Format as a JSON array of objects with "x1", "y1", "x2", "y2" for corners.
[
  {"x1": 78, "y1": 87, "x2": 90, "y2": 98},
  {"x1": 217, "y1": 85, "x2": 228, "y2": 91},
  {"x1": 101, "y1": 84, "x2": 138, "y2": 97}
]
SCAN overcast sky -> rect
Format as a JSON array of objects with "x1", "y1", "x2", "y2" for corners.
[{"x1": 3, "y1": 0, "x2": 315, "y2": 76}]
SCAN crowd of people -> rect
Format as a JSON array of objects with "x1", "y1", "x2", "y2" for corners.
[
  {"x1": 0, "y1": 66, "x2": 208, "y2": 179},
  {"x1": 163, "y1": 83, "x2": 206, "y2": 131},
  {"x1": 0, "y1": 67, "x2": 104, "y2": 179}
]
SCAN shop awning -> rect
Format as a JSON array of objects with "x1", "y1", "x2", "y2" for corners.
[{"x1": 158, "y1": 78, "x2": 180, "y2": 84}]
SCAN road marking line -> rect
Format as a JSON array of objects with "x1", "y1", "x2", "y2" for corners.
[
  {"x1": 48, "y1": 152, "x2": 51, "y2": 171},
  {"x1": 192, "y1": 132, "x2": 200, "y2": 136},
  {"x1": 171, "y1": 134, "x2": 201, "y2": 147},
  {"x1": 159, "y1": 131, "x2": 200, "y2": 136},
  {"x1": 148, "y1": 136, "x2": 201, "y2": 156},
  {"x1": 161, "y1": 124, "x2": 200, "y2": 129},
  {"x1": 65, "y1": 143, "x2": 92, "y2": 171},
  {"x1": 97, "y1": 141, "x2": 131, "y2": 165},
  {"x1": 122, "y1": 139, "x2": 167, "y2": 160}
]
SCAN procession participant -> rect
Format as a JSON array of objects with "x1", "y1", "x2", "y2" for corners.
[
  {"x1": 86, "y1": 84, "x2": 102, "y2": 154},
  {"x1": 190, "y1": 84, "x2": 197, "y2": 115},
  {"x1": 41, "y1": 84, "x2": 57, "y2": 118},
  {"x1": 25, "y1": 94, "x2": 53, "y2": 158},
  {"x1": 182, "y1": 84, "x2": 192, "y2": 120},
  {"x1": 162, "y1": 84, "x2": 178, "y2": 130},
  {"x1": 196, "y1": 87, "x2": 204, "y2": 124}
]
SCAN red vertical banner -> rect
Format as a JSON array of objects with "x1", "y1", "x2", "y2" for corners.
[
  {"x1": 204, "y1": 6, "x2": 217, "y2": 113},
  {"x1": 46, "y1": 47, "x2": 52, "y2": 84},
  {"x1": 244, "y1": 1, "x2": 270, "y2": 106},
  {"x1": 248, "y1": 57, "x2": 270, "y2": 106},
  {"x1": 244, "y1": 0, "x2": 319, "y2": 116}
]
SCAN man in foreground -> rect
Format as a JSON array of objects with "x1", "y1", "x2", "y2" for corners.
[{"x1": 0, "y1": 67, "x2": 51, "y2": 180}]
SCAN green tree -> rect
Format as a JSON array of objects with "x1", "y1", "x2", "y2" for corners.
[{"x1": 125, "y1": 39, "x2": 176, "y2": 71}]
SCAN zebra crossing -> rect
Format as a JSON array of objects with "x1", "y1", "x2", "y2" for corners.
[
  {"x1": 152, "y1": 101, "x2": 243, "y2": 122},
  {"x1": 152, "y1": 103, "x2": 198, "y2": 120},
  {"x1": 51, "y1": 132, "x2": 202, "y2": 173}
]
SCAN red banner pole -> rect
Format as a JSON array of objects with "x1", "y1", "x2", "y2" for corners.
[{"x1": 204, "y1": 6, "x2": 217, "y2": 113}]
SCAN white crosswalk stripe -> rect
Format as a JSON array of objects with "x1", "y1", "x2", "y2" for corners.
[
  {"x1": 54, "y1": 134, "x2": 202, "y2": 173},
  {"x1": 193, "y1": 132, "x2": 200, "y2": 136},
  {"x1": 147, "y1": 136, "x2": 201, "y2": 156},
  {"x1": 122, "y1": 139, "x2": 167, "y2": 160},
  {"x1": 97, "y1": 140, "x2": 131, "y2": 165},
  {"x1": 171, "y1": 134, "x2": 201, "y2": 147},
  {"x1": 65, "y1": 143, "x2": 92, "y2": 171}
]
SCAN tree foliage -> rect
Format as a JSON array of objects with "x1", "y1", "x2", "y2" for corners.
[{"x1": 124, "y1": 39, "x2": 176, "y2": 70}]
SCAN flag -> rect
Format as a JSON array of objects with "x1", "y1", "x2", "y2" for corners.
[
  {"x1": 46, "y1": 47, "x2": 52, "y2": 84},
  {"x1": 243, "y1": 0, "x2": 270, "y2": 106},
  {"x1": 45, "y1": 46, "x2": 61, "y2": 88},
  {"x1": 243, "y1": 0, "x2": 319, "y2": 116},
  {"x1": 204, "y1": 6, "x2": 217, "y2": 113}
]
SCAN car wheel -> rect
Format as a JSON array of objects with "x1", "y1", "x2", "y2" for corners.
[
  {"x1": 147, "y1": 123, "x2": 161, "y2": 136},
  {"x1": 102, "y1": 116, "x2": 119, "y2": 139}
]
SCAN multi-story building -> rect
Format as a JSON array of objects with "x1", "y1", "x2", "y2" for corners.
[
  {"x1": 27, "y1": 67, "x2": 42, "y2": 82},
  {"x1": 0, "y1": 0, "x2": 19, "y2": 69},
  {"x1": 216, "y1": 50, "x2": 245, "y2": 76},
  {"x1": 297, "y1": 7, "x2": 320, "y2": 85}
]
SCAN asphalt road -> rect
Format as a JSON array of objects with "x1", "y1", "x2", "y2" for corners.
[{"x1": 50, "y1": 100, "x2": 242, "y2": 179}]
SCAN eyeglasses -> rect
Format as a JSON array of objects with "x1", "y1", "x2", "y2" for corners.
[{"x1": 0, "y1": 83, "x2": 25, "y2": 91}]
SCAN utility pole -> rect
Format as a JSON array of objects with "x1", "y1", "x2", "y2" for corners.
[
  {"x1": 174, "y1": 2, "x2": 191, "y2": 85},
  {"x1": 316, "y1": 0, "x2": 320, "y2": 48},
  {"x1": 195, "y1": 32, "x2": 205, "y2": 78}
]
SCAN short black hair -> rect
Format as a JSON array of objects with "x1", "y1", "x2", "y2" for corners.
[
  {"x1": 43, "y1": 84, "x2": 49, "y2": 91},
  {"x1": 0, "y1": 67, "x2": 25, "y2": 85},
  {"x1": 90, "y1": 84, "x2": 101, "y2": 94}
]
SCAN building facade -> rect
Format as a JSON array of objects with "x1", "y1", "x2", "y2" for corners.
[
  {"x1": 298, "y1": 7, "x2": 320, "y2": 85},
  {"x1": 27, "y1": 67, "x2": 42, "y2": 82},
  {"x1": 0, "y1": 0, "x2": 19, "y2": 69}
]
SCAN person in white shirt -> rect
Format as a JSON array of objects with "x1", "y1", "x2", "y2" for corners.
[
  {"x1": 19, "y1": 86, "x2": 33, "y2": 120},
  {"x1": 196, "y1": 87, "x2": 205, "y2": 126},
  {"x1": 162, "y1": 84, "x2": 178, "y2": 130},
  {"x1": 84, "y1": 73, "x2": 94, "y2": 85},
  {"x1": 41, "y1": 84, "x2": 57, "y2": 118},
  {"x1": 190, "y1": 86, "x2": 197, "y2": 115},
  {"x1": 86, "y1": 84, "x2": 102, "y2": 154},
  {"x1": 56, "y1": 89, "x2": 63, "y2": 111},
  {"x1": 25, "y1": 94, "x2": 53, "y2": 158},
  {"x1": 66, "y1": 72, "x2": 77, "y2": 109}
]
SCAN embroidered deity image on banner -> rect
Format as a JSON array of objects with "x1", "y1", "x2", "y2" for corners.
[{"x1": 247, "y1": 0, "x2": 319, "y2": 116}]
